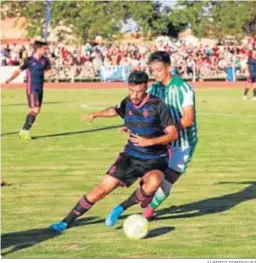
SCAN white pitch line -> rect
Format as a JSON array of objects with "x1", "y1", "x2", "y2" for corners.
[{"x1": 80, "y1": 102, "x2": 111, "y2": 109}]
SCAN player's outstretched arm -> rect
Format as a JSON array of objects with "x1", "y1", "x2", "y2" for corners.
[
  {"x1": 5, "y1": 69, "x2": 22, "y2": 84},
  {"x1": 82, "y1": 107, "x2": 118, "y2": 122},
  {"x1": 45, "y1": 68, "x2": 54, "y2": 79}
]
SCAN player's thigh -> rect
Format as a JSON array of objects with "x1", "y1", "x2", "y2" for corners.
[
  {"x1": 27, "y1": 92, "x2": 35, "y2": 108},
  {"x1": 246, "y1": 76, "x2": 253, "y2": 87},
  {"x1": 27, "y1": 92, "x2": 42, "y2": 111},
  {"x1": 37, "y1": 92, "x2": 44, "y2": 107},
  {"x1": 97, "y1": 174, "x2": 121, "y2": 193},
  {"x1": 251, "y1": 76, "x2": 256, "y2": 86},
  {"x1": 106, "y1": 153, "x2": 141, "y2": 187},
  {"x1": 86, "y1": 174, "x2": 120, "y2": 202},
  {"x1": 140, "y1": 158, "x2": 167, "y2": 185},
  {"x1": 168, "y1": 144, "x2": 197, "y2": 175}
]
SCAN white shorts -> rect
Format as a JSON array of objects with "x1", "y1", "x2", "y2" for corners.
[{"x1": 168, "y1": 144, "x2": 197, "y2": 174}]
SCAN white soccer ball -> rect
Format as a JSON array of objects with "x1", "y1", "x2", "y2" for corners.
[{"x1": 123, "y1": 214, "x2": 149, "y2": 240}]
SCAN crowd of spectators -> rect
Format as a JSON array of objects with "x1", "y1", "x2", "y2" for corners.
[{"x1": 1, "y1": 37, "x2": 255, "y2": 81}]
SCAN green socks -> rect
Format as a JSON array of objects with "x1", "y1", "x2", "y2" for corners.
[{"x1": 149, "y1": 180, "x2": 172, "y2": 209}]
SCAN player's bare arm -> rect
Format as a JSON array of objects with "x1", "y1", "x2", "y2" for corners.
[
  {"x1": 174, "y1": 105, "x2": 194, "y2": 131},
  {"x1": 130, "y1": 125, "x2": 178, "y2": 147},
  {"x1": 181, "y1": 105, "x2": 194, "y2": 128},
  {"x1": 82, "y1": 107, "x2": 118, "y2": 122},
  {"x1": 5, "y1": 69, "x2": 22, "y2": 84},
  {"x1": 45, "y1": 68, "x2": 54, "y2": 78}
]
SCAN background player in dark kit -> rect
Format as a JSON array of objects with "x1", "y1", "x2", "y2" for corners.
[{"x1": 5, "y1": 40, "x2": 51, "y2": 139}]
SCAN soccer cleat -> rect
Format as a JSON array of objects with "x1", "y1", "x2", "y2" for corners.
[
  {"x1": 49, "y1": 221, "x2": 68, "y2": 233},
  {"x1": 142, "y1": 206, "x2": 155, "y2": 220},
  {"x1": 19, "y1": 129, "x2": 31, "y2": 140},
  {"x1": 105, "y1": 205, "x2": 124, "y2": 227},
  {"x1": 242, "y1": 96, "x2": 247, "y2": 100},
  {"x1": 1, "y1": 181, "x2": 8, "y2": 187}
]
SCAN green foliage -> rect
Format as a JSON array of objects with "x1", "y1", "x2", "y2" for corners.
[
  {"x1": 128, "y1": 1, "x2": 181, "y2": 37},
  {"x1": 171, "y1": 0, "x2": 256, "y2": 40},
  {"x1": 1, "y1": 0, "x2": 46, "y2": 39},
  {"x1": 1, "y1": 1, "x2": 181, "y2": 42},
  {"x1": 2, "y1": 0, "x2": 254, "y2": 42}
]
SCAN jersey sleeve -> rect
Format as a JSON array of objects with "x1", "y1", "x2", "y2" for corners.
[
  {"x1": 182, "y1": 90, "x2": 194, "y2": 107},
  {"x1": 115, "y1": 98, "x2": 127, "y2": 118},
  {"x1": 19, "y1": 58, "x2": 30, "y2": 71},
  {"x1": 156, "y1": 101, "x2": 174, "y2": 129}
]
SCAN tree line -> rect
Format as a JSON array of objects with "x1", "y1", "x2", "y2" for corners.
[{"x1": 1, "y1": 0, "x2": 255, "y2": 43}]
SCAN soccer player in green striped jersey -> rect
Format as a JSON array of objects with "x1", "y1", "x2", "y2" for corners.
[
  {"x1": 105, "y1": 51, "x2": 198, "y2": 224},
  {"x1": 141, "y1": 51, "x2": 198, "y2": 219}
]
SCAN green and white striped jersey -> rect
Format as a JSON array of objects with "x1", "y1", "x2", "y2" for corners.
[{"x1": 148, "y1": 75, "x2": 198, "y2": 148}]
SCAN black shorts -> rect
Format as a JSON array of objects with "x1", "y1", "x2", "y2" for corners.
[
  {"x1": 27, "y1": 91, "x2": 43, "y2": 108},
  {"x1": 248, "y1": 75, "x2": 256, "y2": 83},
  {"x1": 107, "y1": 153, "x2": 168, "y2": 187}
]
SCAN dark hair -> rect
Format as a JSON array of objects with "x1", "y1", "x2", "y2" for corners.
[
  {"x1": 34, "y1": 40, "x2": 48, "y2": 50},
  {"x1": 128, "y1": 71, "x2": 149, "y2": 85},
  {"x1": 149, "y1": 51, "x2": 171, "y2": 65},
  {"x1": 34, "y1": 40, "x2": 48, "y2": 46}
]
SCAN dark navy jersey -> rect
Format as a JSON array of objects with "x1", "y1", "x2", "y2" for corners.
[
  {"x1": 115, "y1": 95, "x2": 174, "y2": 160},
  {"x1": 247, "y1": 57, "x2": 256, "y2": 77},
  {"x1": 20, "y1": 56, "x2": 51, "y2": 93}
]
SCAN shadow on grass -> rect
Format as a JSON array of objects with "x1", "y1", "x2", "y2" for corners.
[
  {"x1": 115, "y1": 224, "x2": 175, "y2": 239},
  {"x1": 146, "y1": 226, "x2": 175, "y2": 239},
  {"x1": 1, "y1": 125, "x2": 122, "y2": 139},
  {"x1": 1, "y1": 216, "x2": 101, "y2": 256},
  {"x1": 72, "y1": 217, "x2": 105, "y2": 227},
  {"x1": 4, "y1": 182, "x2": 253, "y2": 255},
  {"x1": 1, "y1": 132, "x2": 18, "y2": 137},
  {"x1": 1, "y1": 227, "x2": 60, "y2": 257},
  {"x1": 154, "y1": 181, "x2": 256, "y2": 221},
  {"x1": 32, "y1": 125, "x2": 123, "y2": 139}
]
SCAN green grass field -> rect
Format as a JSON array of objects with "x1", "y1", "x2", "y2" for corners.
[{"x1": 1, "y1": 87, "x2": 256, "y2": 258}]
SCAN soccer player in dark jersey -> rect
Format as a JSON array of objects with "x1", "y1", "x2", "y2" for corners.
[
  {"x1": 5, "y1": 40, "x2": 51, "y2": 139},
  {"x1": 106, "y1": 51, "x2": 198, "y2": 224},
  {"x1": 49, "y1": 71, "x2": 178, "y2": 233},
  {"x1": 243, "y1": 49, "x2": 256, "y2": 101}
]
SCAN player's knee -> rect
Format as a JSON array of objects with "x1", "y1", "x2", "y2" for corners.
[
  {"x1": 30, "y1": 107, "x2": 40, "y2": 114},
  {"x1": 146, "y1": 171, "x2": 164, "y2": 188},
  {"x1": 29, "y1": 111, "x2": 38, "y2": 117}
]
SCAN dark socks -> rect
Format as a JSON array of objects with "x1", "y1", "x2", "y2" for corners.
[
  {"x1": 23, "y1": 112, "x2": 37, "y2": 130},
  {"x1": 63, "y1": 195, "x2": 94, "y2": 225},
  {"x1": 120, "y1": 186, "x2": 153, "y2": 210},
  {"x1": 244, "y1": 88, "x2": 249, "y2": 96},
  {"x1": 253, "y1": 88, "x2": 256, "y2": 97}
]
